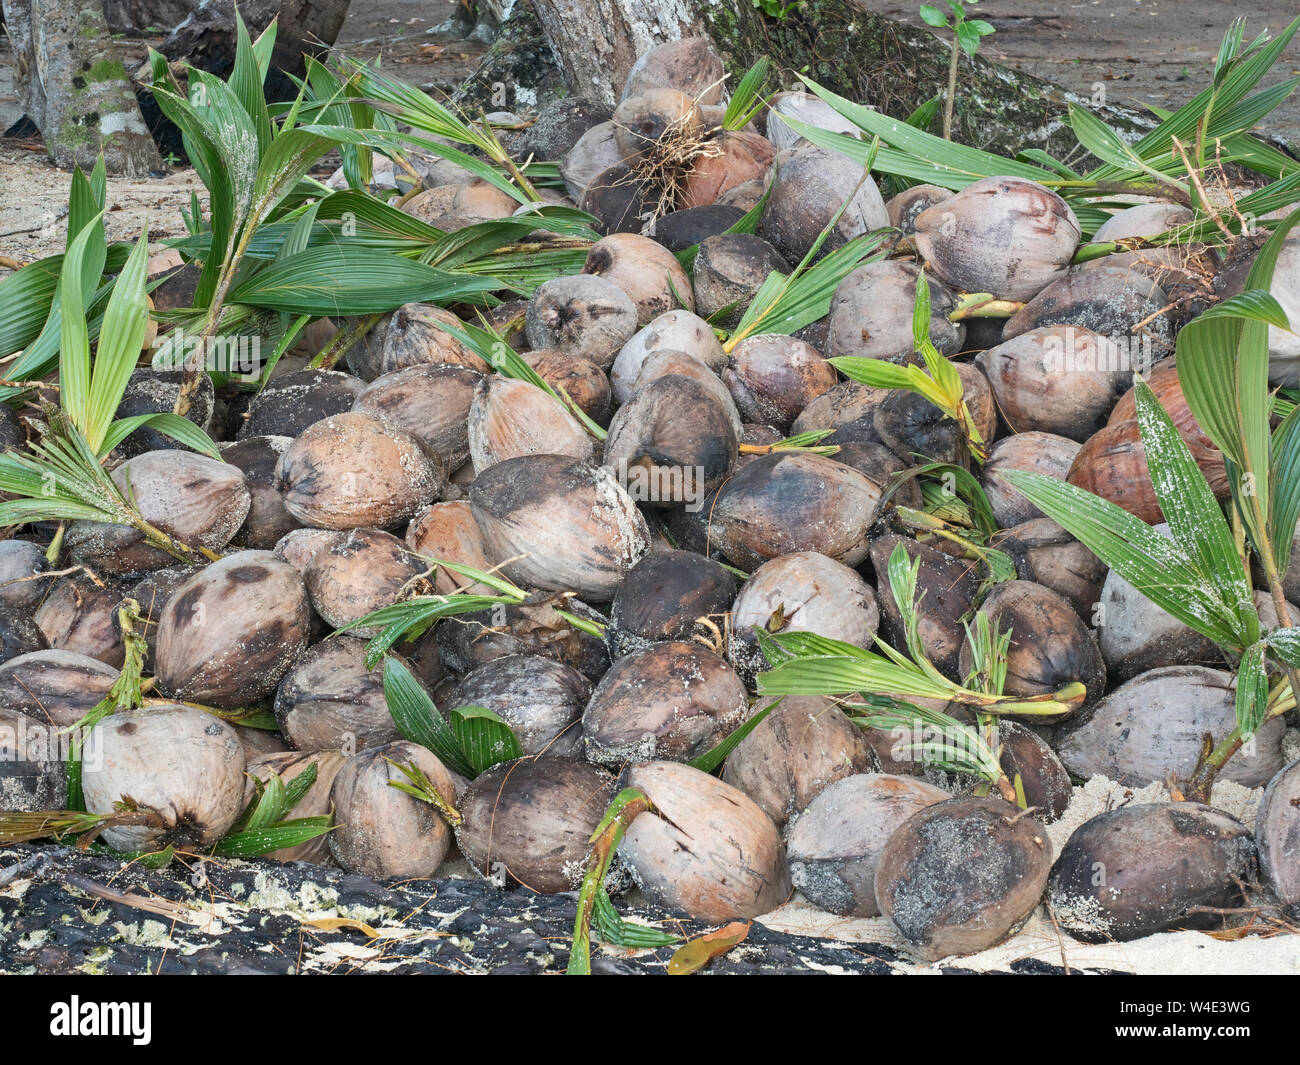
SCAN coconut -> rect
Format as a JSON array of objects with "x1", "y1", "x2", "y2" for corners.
[
  {"x1": 0, "y1": 649, "x2": 118, "y2": 727},
  {"x1": 870, "y1": 535, "x2": 980, "y2": 678},
  {"x1": 448, "y1": 655, "x2": 590, "y2": 757},
  {"x1": 1047, "y1": 803, "x2": 1257, "y2": 942},
  {"x1": 680, "y1": 131, "x2": 775, "y2": 209},
  {"x1": 790, "y1": 379, "x2": 891, "y2": 446},
  {"x1": 1002, "y1": 264, "x2": 1173, "y2": 351},
  {"x1": 522, "y1": 350, "x2": 612, "y2": 425},
  {"x1": 978, "y1": 325, "x2": 1130, "y2": 441},
  {"x1": 707, "y1": 452, "x2": 880, "y2": 570},
  {"x1": 239, "y1": 369, "x2": 366, "y2": 438},
  {"x1": 913, "y1": 176, "x2": 1080, "y2": 302},
  {"x1": 630, "y1": 349, "x2": 743, "y2": 436},
  {"x1": 581, "y1": 163, "x2": 660, "y2": 234},
  {"x1": 1093, "y1": 202, "x2": 1195, "y2": 242},
  {"x1": 456, "y1": 756, "x2": 616, "y2": 892},
  {"x1": 348, "y1": 304, "x2": 490, "y2": 381},
  {"x1": 721, "y1": 695, "x2": 876, "y2": 828},
  {"x1": 692, "y1": 234, "x2": 788, "y2": 326},
  {"x1": 606, "y1": 549, "x2": 737, "y2": 659},
  {"x1": 645, "y1": 204, "x2": 746, "y2": 252},
  {"x1": 114, "y1": 367, "x2": 214, "y2": 458},
  {"x1": 304, "y1": 528, "x2": 425, "y2": 636},
  {"x1": 982, "y1": 431, "x2": 1081, "y2": 529},
  {"x1": 65, "y1": 451, "x2": 251, "y2": 576},
  {"x1": 612, "y1": 88, "x2": 703, "y2": 158},
  {"x1": 525, "y1": 275, "x2": 639, "y2": 369},
  {"x1": 276, "y1": 411, "x2": 446, "y2": 531},
  {"x1": 727, "y1": 551, "x2": 879, "y2": 682},
  {"x1": 273, "y1": 528, "x2": 347, "y2": 574},
  {"x1": 723, "y1": 335, "x2": 838, "y2": 432},
  {"x1": 273, "y1": 637, "x2": 404, "y2": 753},
  {"x1": 786, "y1": 773, "x2": 949, "y2": 916},
  {"x1": 218, "y1": 436, "x2": 300, "y2": 549},
  {"x1": 561, "y1": 121, "x2": 631, "y2": 202},
  {"x1": 468, "y1": 375, "x2": 595, "y2": 474},
  {"x1": 1266, "y1": 230, "x2": 1300, "y2": 385},
  {"x1": 1056, "y1": 666, "x2": 1285, "y2": 789},
  {"x1": 996, "y1": 517, "x2": 1106, "y2": 620},
  {"x1": 621, "y1": 36, "x2": 723, "y2": 103},
  {"x1": 114, "y1": 566, "x2": 194, "y2": 672},
  {"x1": 510, "y1": 96, "x2": 611, "y2": 163},
  {"x1": 353, "y1": 363, "x2": 482, "y2": 471},
  {"x1": 716, "y1": 178, "x2": 769, "y2": 211},
  {"x1": 0, "y1": 540, "x2": 51, "y2": 614},
  {"x1": 33, "y1": 574, "x2": 131, "y2": 666},
  {"x1": 602, "y1": 374, "x2": 737, "y2": 504},
  {"x1": 328, "y1": 741, "x2": 456, "y2": 879},
  {"x1": 1096, "y1": 524, "x2": 1220, "y2": 680},
  {"x1": 873, "y1": 363, "x2": 996, "y2": 466},
  {"x1": 468, "y1": 454, "x2": 649, "y2": 600},
  {"x1": 832, "y1": 441, "x2": 923, "y2": 506},
  {"x1": 405, "y1": 501, "x2": 498, "y2": 594},
  {"x1": 958, "y1": 579, "x2": 1105, "y2": 710},
  {"x1": 435, "y1": 593, "x2": 610, "y2": 681},
  {"x1": 875, "y1": 795, "x2": 1053, "y2": 959},
  {"x1": 826, "y1": 260, "x2": 966, "y2": 362},
  {"x1": 1255, "y1": 760, "x2": 1300, "y2": 913},
  {"x1": 582, "y1": 232, "x2": 693, "y2": 323},
  {"x1": 0, "y1": 706, "x2": 65, "y2": 811},
  {"x1": 611, "y1": 309, "x2": 726, "y2": 405},
  {"x1": 617, "y1": 760, "x2": 791, "y2": 921},
  {"x1": 885, "y1": 184, "x2": 951, "y2": 234},
  {"x1": 244, "y1": 749, "x2": 346, "y2": 862},
  {"x1": 0, "y1": 608, "x2": 46, "y2": 665},
  {"x1": 155, "y1": 550, "x2": 312, "y2": 708},
  {"x1": 582, "y1": 641, "x2": 749, "y2": 766},
  {"x1": 81, "y1": 704, "x2": 246, "y2": 852},
  {"x1": 995, "y1": 720, "x2": 1072, "y2": 822},
  {"x1": 764, "y1": 92, "x2": 861, "y2": 152},
  {"x1": 760, "y1": 146, "x2": 889, "y2": 263}
]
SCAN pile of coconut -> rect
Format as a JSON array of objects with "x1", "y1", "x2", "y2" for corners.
[{"x1": 2, "y1": 36, "x2": 1300, "y2": 968}]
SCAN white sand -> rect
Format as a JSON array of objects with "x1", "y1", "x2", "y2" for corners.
[{"x1": 759, "y1": 762, "x2": 1300, "y2": 975}]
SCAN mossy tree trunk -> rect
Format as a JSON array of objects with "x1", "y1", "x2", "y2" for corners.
[
  {"x1": 511, "y1": 0, "x2": 1153, "y2": 161},
  {"x1": 2, "y1": 0, "x2": 162, "y2": 175}
]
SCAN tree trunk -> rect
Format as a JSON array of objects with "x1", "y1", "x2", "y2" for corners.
[
  {"x1": 513, "y1": 0, "x2": 1155, "y2": 161},
  {"x1": 2, "y1": 0, "x2": 162, "y2": 175}
]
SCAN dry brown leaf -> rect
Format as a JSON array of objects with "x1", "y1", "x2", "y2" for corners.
[{"x1": 667, "y1": 920, "x2": 750, "y2": 975}]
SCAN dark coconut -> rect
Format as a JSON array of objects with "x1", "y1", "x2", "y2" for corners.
[
  {"x1": 522, "y1": 350, "x2": 612, "y2": 425},
  {"x1": 346, "y1": 304, "x2": 489, "y2": 381},
  {"x1": 582, "y1": 641, "x2": 748, "y2": 767},
  {"x1": 239, "y1": 369, "x2": 365, "y2": 438},
  {"x1": 707, "y1": 452, "x2": 880, "y2": 569},
  {"x1": 113, "y1": 367, "x2": 214, "y2": 457},
  {"x1": 606, "y1": 548, "x2": 737, "y2": 659},
  {"x1": 1002, "y1": 264, "x2": 1173, "y2": 350},
  {"x1": 273, "y1": 636, "x2": 402, "y2": 753},
  {"x1": 996, "y1": 517, "x2": 1106, "y2": 621},
  {"x1": 693, "y1": 233, "x2": 788, "y2": 327},
  {"x1": 1047, "y1": 803, "x2": 1257, "y2": 942},
  {"x1": 760, "y1": 146, "x2": 888, "y2": 264},
  {"x1": 723, "y1": 334, "x2": 837, "y2": 432},
  {"x1": 0, "y1": 706, "x2": 65, "y2": 811},
  {"x1": 447, "y1": 654, "x2": 590, "y2": 757},
  {"x1": 870, "y1": 535, "x2": 980, "y2": 679},
  {"x1": 455, "y1": 755, "x2": 616, "y2": 892},
  {"x1": 219, "y1": 436, "x2": 300, "y2": 549},
  {"x1": 1255, "y1": 760, "x2": 1300, "y2": 914},
  {"x1": 0, "y1": 540, "x2": 51, "y2": 613},
  {"x1": 646, "y1": 204, "x2": 745, "y2": 252},
  {"x1": 874, "y1": 363, "x2": 996, "y2": 466},
  {"x1": 875, "y1": 795, "x2": 1053, "y2": 960},
  {"x1": 33, "y1": 574, "x2": 132, "y2": 666}
]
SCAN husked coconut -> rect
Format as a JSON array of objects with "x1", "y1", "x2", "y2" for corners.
[{"x1": 448, "y1": 654, "x2": 590, "y2": 757}]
